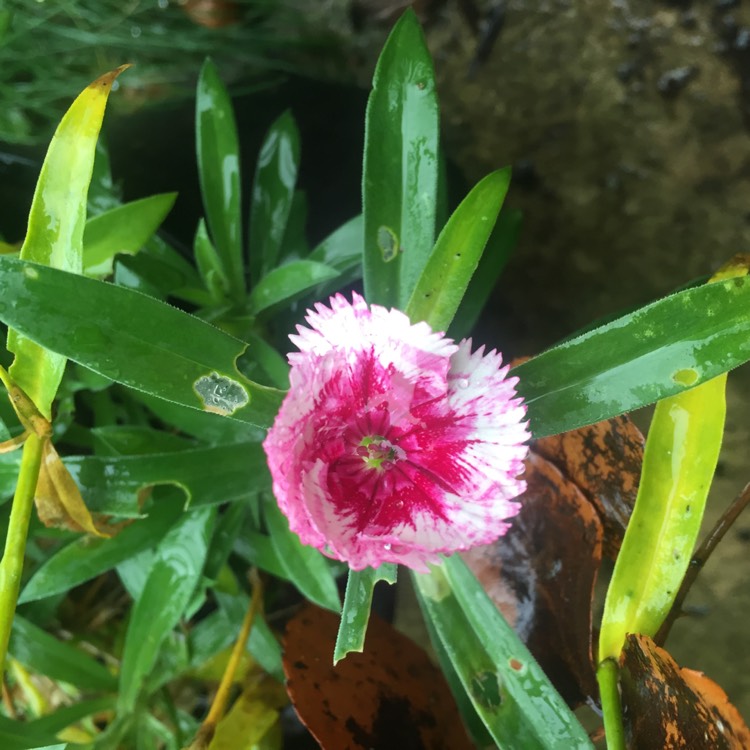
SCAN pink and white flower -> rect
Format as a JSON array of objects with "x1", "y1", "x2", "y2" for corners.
[{"x1": 262, "y1": 292, "x2": 530, "y2": 571}]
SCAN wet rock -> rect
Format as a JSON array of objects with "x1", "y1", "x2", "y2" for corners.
[{"x1": 657, "y1": 64, "x2": 699, "y2": 96}]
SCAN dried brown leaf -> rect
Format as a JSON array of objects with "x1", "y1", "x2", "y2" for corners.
[
  {"x1": 620, "y1": 634, "x2": 750, "y2": 749},
  {"x1": 283, "y1": 603, "x2": 472, "y2": 750}
]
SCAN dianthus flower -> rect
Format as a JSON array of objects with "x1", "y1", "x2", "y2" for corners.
[{"x1": 262, "y1": 292, "x2": 530, "y2": 571}]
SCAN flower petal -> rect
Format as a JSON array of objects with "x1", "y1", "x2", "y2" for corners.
[{"x1": 262, "y1": 294, "x2": 530, "y2": 572}]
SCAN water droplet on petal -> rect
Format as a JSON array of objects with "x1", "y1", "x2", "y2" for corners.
[
  {"x1": 458, "y1": 378, "x2": 469, "y2": 389},
  {"x1": 384, "y1": 543, "x2": 392, "y2": 551}
]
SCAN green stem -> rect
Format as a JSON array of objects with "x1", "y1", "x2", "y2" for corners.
[
  {"x1": 0, "y1": 432, "x2": 43, "y2": 675},
  {"x1": 597, "y1": 658, "x2": 626, "y2": 750}
]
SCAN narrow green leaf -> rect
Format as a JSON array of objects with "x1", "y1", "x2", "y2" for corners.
[
  {"x1": 239, "y1": 333, "x2": 290, "y2": 390},
  {"x1": 414, "y1": 558, "x2": 593, "y2": 749},
  {"x1": 9, "y1": 614, "x2": 117, "y2": 691},
  {"x1": 135, "y1": 392, "x2": 262, "y2": 445},
  {"x1": 263, "y1": 495, "x2": 341, "y2": 613},
  {"x1": 118, "y1": 506, "x2": 215, "y2": 711},
  {"x1": 512, "y1": 274, "x2": 750, "y2": 438},
  {"x1": 83, "y1": 192, "x2": 177, "y2": 277},
  {"x1": 279, "y1": 190, "x2": 310, "y2": 262},
  {"x1": 20, "y1": 493, "x2": 184, "y2": 603},
  {"x1": 193, "y1": 218, "x2": 229, "y2": 302},
  {"x1": 88, "y1": 138, "x2": 120, "y2": 214},
  {"x1": 196, "y1": 59, "x2": 244, "y2": 299},
  {"x1": 0, "y1": 453, "x2": 22, "y2": 503},
  {"x1": 362, "y1": 9, "x2": 439, "y2": 308},
  {"x1": 449, "y1": 207, "x2": 520, "y2": 341},
  {"x1": 114, "y1": 243, "x2": 203, "y2": 303},
  {"x1": 248, "y1": 110, "x2": 301, "y2": 283},
  {"x1": 309, "y1": 214, "x2": 363, "y2": 273},
  {"x1": 143, "y1": 233, "x2": 204, "y2": 292},
  {"x1": 233, "y1": 530, "x2": 287, "y2": 580},
  {"x1": 0, "y1": 715, "x2": 60, "y2": 750},
  {"x1": 247, "y1": 259, "x2": 340, "y2": 315},
  {"x1": 61, "y1": 441, "x2": 270, "y2": 518},
  {"x1": 406, "y1": 168, "x2": 510, "y2": 331},
  {"x1": 214, "y1": 590, "x2": 284, "y2": 681},
  {"x1": 0, "y1": 258, "x2": 284, "y2": 428},
  {"x1": 32, "y1": 696, "x2": 115, "y2": 732},
  {"x1": 598, "y1": 374, "x2": 726, "y2": 661},
  {"x1": 420, "y1": 598, "x2": 493, "y2": 748},
  {"x1": 204, "y1": 501, "x2": 249, "y2": 582},
  {"x1": 7, "y1": 67, "x2": 126, "y2": 419},
  {"x1": 91, "y1": 425, "x2": 196, "y2": 457},
  {"x1": 333, "y1": 563, "x2": 397, "y2": 664},
  {"x1": 117, "y1": 548, "x2": 155, "y2": 601}
]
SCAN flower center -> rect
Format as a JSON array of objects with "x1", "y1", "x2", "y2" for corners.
[{"x1": 356, "y1": 435, "x2": 404, "y2": 471}]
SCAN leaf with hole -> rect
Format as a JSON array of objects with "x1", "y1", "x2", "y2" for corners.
[
  {"x1": 362, "y1": 9, "x2": 439, "y2": 307},
  {"x1": 0, "y1": 258, "x2": 284, "y2": 428}
]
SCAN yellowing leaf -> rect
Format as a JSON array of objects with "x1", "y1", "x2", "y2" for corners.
[
  {"x1": 208, "y1": 674, "x2": 287, "y2": 750},
  {"x1": 7, "y1": 66, "x2": 128, "y2": 420},
  {"x1": 35, "y1": 440, "x2": 118, "y2": 537}
]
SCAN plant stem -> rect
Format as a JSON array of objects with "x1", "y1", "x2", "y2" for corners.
[
  {"x1": 185, "y1": 569, "x2": 263, "y2": 750},
  {"x1": 0, "y1": 432, "x2": 43, "y2": 675},
  {"x1": 597, "y1": 658, "x2": 626, "y2": 750}
]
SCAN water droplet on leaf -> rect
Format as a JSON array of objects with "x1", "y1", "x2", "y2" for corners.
[
  {"x1": 194, "y1": 372, "x2": 249, "y2": 416},
  {"x1": 377, "y1": 226, "x2": 400, "y2": 262},
  {"x1": 672, "y1": 368, "x2": 699, "y2": 387}
]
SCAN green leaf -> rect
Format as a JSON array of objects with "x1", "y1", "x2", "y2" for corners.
[
  {"x1": 248, "y1": 110, "x2": 301, "y2": 284},
  {"x1": 449, "y1": 207, "x2": 520, "y2": 341},
  {"x1": 204, "y1": 500, "x2": 249, "y2": 582},
  {"x1": 194, "y1": 218, "x2": 229, "y2": 302},
  {"x1": 0, "y1": 258, "x2": 284, "y2": 428},
  {"x1": 88, "y1": 138, "x2": 120, "y2": 214},
  {"x1": 118, "y1": 506, "x2": 215, "y2": 711},
  {"x1": 9, "y1": 614, "x2": 117, "y2": 691},
  {"x1": 0, "y1": 715, "x2": 60, "y2": 750},
  {"x1": 196, "y1": 59, "x2": 244, "y2": 300},
  {"x1": 61, "y1": 441, "x2": 271, "y2": 517},
  {"x1": 309, "y1": 214, "x2": 363, "y2": 273},
  {"x1": 7, "y1": 67, "x2": 126, "y2": 419},
  {"x1": 406, "y1": 168, "x2": 510, "y2": 331},
  {"x1": 247, "y1": 259, "x2": 340, "y2": 315},
  {"x1": 0, "y1": 453, "x2": 22, "y2": 504},
  {"x1": 91, "y1": 425, "x2": 196, "y2": 457},
  {"x1": 414, "y1": 557, "x2": 593, "y2": 749},
  {"x1": 239, "y1": 333, "x2": 290, "y2": 390},
  {"x1": 19, "y1": 493, "x2": 185, "y2": 603},
  {"x1": 33, "y1": 696, "x2": 113, "y2": 737},
  {"x1": 420, "y1": 599, "x2": 493, "y2": 748},
  {"x1": 362, "y1": 9, "x2": 439, "y2": 308},
  {"x1": 233, "y1": 530, "x2": 287, "y2": 580},
  {"x1": 263, "y1": 495, "x2": 340, "y2": 613},
  {"x1": 333, "y1": 563, "x2": 397, "y2": 664},
  {"x1": 598, "y1": 374, "x2": 726, "y2": 661},
  {"x1": 512, "y1": 274, "x2": 750, "y2": 438},
  {"x1": 214, "y1": 591, "x2": 284, "y2": 681},
  {"x1": 83, "y1": 192, "x2": 177, "y2": 277},
  {"x1": 135, "y1": 392, "x2": 263, "y2": 445}
]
